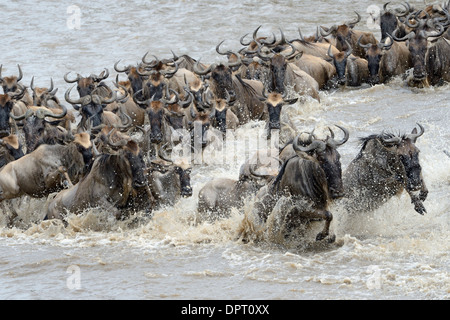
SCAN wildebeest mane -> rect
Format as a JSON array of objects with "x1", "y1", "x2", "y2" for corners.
[
  {"x1": 356, "y1": 131, "x2": 406, "y2": 160},
  {"x1": 234, "y1": 74, "x2": 259, "y2": 97}
]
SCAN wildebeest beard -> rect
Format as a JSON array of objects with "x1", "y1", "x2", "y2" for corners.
[
  {"x1": 269, "y1": 55, "x2": 286, "y2": 93},
  {"x1": 211, "y1": 65, "x2": 234, "y2": 99},
  {"x1": 0, "y1": 96, "x2": 14, "y2": 138},
  {"x1": 125, "y1": 150, "x2": 147, "y2": 188}
]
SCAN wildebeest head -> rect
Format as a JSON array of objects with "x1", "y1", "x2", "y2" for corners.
[
  {"x1": 256, "y1": 41, "x2": 300, "y2": 93},
  {"x1": 371, "y1": 124, "x2": 425, "y2": 193},
  {"x1": 358, "y1": 35, "x2": 394, "y2": 85},
  {"x1": 138, "y1": 54, "x2": 179, "y2": 102},
  {"x1": 30, "y1": 77, "x2": 59, "y2": 107},
  {"x1": 189, "y1": 105, "x2": 214, "y2": 148},
  {"x1": 114, "y1": 61, "x2": 148, "y2": 96},
  {"x1": 11, "y1": 104, "x2": 68, "y2": 153},
  {"x1": 193, "y1": 48, "x2": 242, "y2": 100},
  {"x1": 158, "y1": 144, "x2": 193, "y2": 198},
  {"x1": 133, "y1": 88, "x2": 184, "y2": 144},
  {"x1": 259, "y1": 90, "x2": 298, "y2": 131},
  {"x1": 101, "y1": 130, "x2": 148, "y2": 189},
  {"x1": 64, "y1": 68, "x2": 110, "y2": 97},
  {"x1": 320, "y1": 12, "x2": 361, "y2": 52},
  {"x1": 0, "y1": 64, "x2": 23, "y2": 94},
  {"x1": 327, "y1": 43, "x2": 353, "y2": 85},
  {"x1": 65, "y1": 84, "x2": 119, "y2": 128},
  {"x1": 293, "y1": 125, "x2": 349, "y2": 199}
]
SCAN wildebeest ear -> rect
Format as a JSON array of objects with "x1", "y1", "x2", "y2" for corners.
[{"x1": 126, "y1": 140, "x2": 139, "y2": 155}]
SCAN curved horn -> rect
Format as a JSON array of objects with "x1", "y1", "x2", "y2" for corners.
[
  {"x1": 404, "y1": 12, "x2": 421, "y2": 29},
  {"x1": 327, "y1": 45, "x2": 335, "y2": 58},
  {"x1": 249, "y1": 164, "x2": 273, "y2": 179},
  {"x1": 161, "y1": 88, "x2": 179, "y2": 106},
  {"x1": 225, "y1": 51, "x2": 243, "y2": 68},
  {"x1": 344, "y1": 40, "x2": 353, "y2": 57},
  {"x1": 282, "y1": 41, "x2": 298, "y2": 59},
  {"x1": 180, "y1": 88, "x2": 193, "y2": 109},
  {"x1": 320, "y1": 25, "x2": 337, "y2": 37},
  {"x1": 378, "y1": 34, "x2": 394, "y2": 50},
  {"x1": 394, "y1": 2, "x2": 411, "y2": 17},
  {"x1": 114, "y1": 60, "x2": 131, "y2": 73},
  {"x1": 40, "y1": 103, "x2": 67, "y2": 119},
  {"x1": 216, "y1": 40, "x2": 229, "y2": 55},
  {"x1": 10, "y1": 108, "x2": 34, "y2": 121},
  {"x1": 133, "y1": 89, "x2": 153, "y2": 106},
  {"x1": 424, "y1": 23, "x2": 445, "y2": 39},
  {"x1": 99, "y1": 86, "x2": 117, "y2": 105},
  {"x1": 406, "y1": 123, "x2": 424, "y2": 142},
  {"x1": 113, "y1": 81, "x2": 129, "y2": 103},
  {"x1": 142, "y1": 52, "x2": 160, "y2": 68},
  {"x1": 357, "y1": 35, "x2": 372, "y2": 49},
  {"x1": 240, "y1": 32, "x2": 253, "y2": 46},
  {"x1": 326, "y1": 125, "x2": 349, "y2": 147},
  {"x1": 64, "y1": 85, "x2": 82, "y2": 105},
  {"x1": 252, "y1": 25, "x2": 263, "y2": 42},
  {"x1": 193, "y1": 59, "x2": 214, "y2": 75},
  {"x1": 348, "y1": 11, "x2": 361, "y2": 27},
  {"x1": 381, "y1": 135, "x2": 402, "y2": 145},
  {"x1": 16, "y1": 65, "x2": 23, "y2": 82},
  {"x1": 96, "y1": 68, "x2": 109, "y2": 81},
  {"x1": 64, "y1": 72, "x2": 81, "y2": 84},
  {"x1": 161, "y1": 61, "x2": 179, "y2": 78},
  {"x1": 391, "y1": 27, "x2": 414, "y2": 41},
  {"x1": 293, "y1": 136, "x2": 326, "y2": 153}
]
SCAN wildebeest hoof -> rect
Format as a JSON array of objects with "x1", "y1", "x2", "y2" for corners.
[
  {"x1": 327, "y1": 234, "x2": 336, "y2": 243},
  {"x1": 316, "y1": 231, "x2": 329, "y2": 241},
  {"x1": 414, "y1": 201, "x2": 426, "y2": 215}
]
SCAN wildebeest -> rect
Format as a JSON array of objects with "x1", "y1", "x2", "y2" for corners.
[
  {"x1": 133, "y1": 87, "x2": 190, "y2": 146},
  {"x1": 320, "y1": 11, "x2": 378, "y2": 58},
  {"x1": 257, "y1": 90, "x2": 298, "y2": 141},
  {"x1": 0, "y1": 132, "x2": 94, "y2": 201},
  {"x1": 392, "y1": 22, "x2": 450, "y2": 86},
  {"x1": 148, "y1": 144, "x2": 193, "y2": 208},
  {"x1": 64, "y1": 68, "x2": 111, "y2": 97},
  {"x1": 0, "y1": 135, "x2": 24, "y2": 169},
  {"x1": 45, "y1": 133, "x2": 152, "y2": 220},
  {"x1": 193, "y1": 49, "x2": 267, "y2": 124},
  {"x1": 256, "y1": 43, "x2": 321, "y2": 101},
  {"x1": 379, "y1": 2, "x2": 411, "y2": 41},
  {"x1": 65, "y1": 83, "x2": 128, "y2": 132},
  {"x1": 326, "y1": 43, "x2": 369, "y2": 86},
  {"x1": 342, "y1": 124, "x2": 428, "y2": 216},
  {"x1": 241, "y1": 126, "x2": 349, "y2": 243},
  {"x1": 358, "y1": 34, "x2": 412, "y2": 85},
  {"x1": 10, "y1": 104, "x2": 70, "y2": 153}
]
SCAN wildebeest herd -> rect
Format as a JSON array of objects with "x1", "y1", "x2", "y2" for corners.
[{"x1": 0, "y1": 2, "x2": 447, "y2": 243}]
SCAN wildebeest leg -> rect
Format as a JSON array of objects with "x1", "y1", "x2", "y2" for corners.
[
  {"x1": 408, "y1": 192, "x2": 427, "y2": 215},
  {"x1": 296, "y1": 209, "x2": 333, "y2": 241}
]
